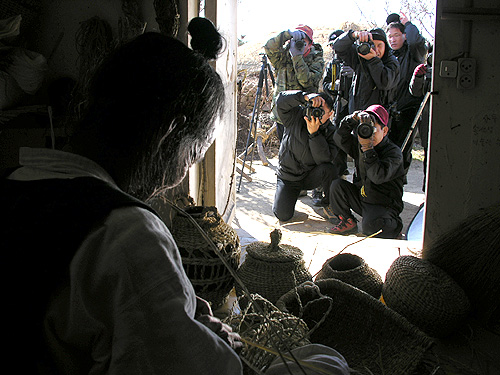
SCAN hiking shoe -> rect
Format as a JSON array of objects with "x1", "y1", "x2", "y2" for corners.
[
  {"x1": 323, "y1": 206, "x2": 340, "y2": 225},
  {"x1": 311, "y1": 188, "x2": 326, "y2": 206},
  {"x1": 329, "y1": 216, "x2": 358, "y2": 235}
]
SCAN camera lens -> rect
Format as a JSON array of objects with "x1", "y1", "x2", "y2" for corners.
[
  {"x1": 357, "y1": 122, "x2": 374, "y2": 139},
  {"x1": 356, "y1": 42, "x2": 372, "y2": 55},
  {"x1": 295, "y1": 39, "x2": 305, "y2": 49}
]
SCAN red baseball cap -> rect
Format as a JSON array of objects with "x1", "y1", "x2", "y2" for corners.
[
  {"x1": 365, "y1": 104, "x2": 389, "y2": 127},
  {"x1": 295, "y1": 24, "x2": 313, "y2": 42}
]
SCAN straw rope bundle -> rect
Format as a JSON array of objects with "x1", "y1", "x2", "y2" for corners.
[
  {"x1": 382, "y1": 255, "x2": 471, "y2": 338},
  {"x1": 315, "y1": 253, "x2": 383, "y2": 298},
  {"x1": 171, "y1": 206, "x2": 240, "y2": 309},
  {"x1": 224, "y1": 294, "x2": 310, "y2": 374},
  {"x1": 276, "y1": 279, "x2": 433, "y2": 375},
  {"x1": 235, "y1": 229, "x2": 312, "y2": 307},
  {"x1": 422, "y1": 203, "x2": 500, "y2": 328}
]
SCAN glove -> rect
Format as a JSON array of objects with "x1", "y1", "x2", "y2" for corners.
[
  {"x1": 289, "y1": 39, "x2": 305, "y2": 57},
  {"x1": 413, "y1": 63, "x2": 427, "y2": 77},
  {"x1": 289, "y1": 30, "x2": 305, "y2": 41}
]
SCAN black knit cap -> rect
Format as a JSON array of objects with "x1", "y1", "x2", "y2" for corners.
[{"x1": 370, "y1": 28, "x2": 388, "y2": 44}]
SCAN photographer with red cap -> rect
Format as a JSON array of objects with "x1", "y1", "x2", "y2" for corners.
[
  {"x1": 328, "y1": 104, "x2": 405, "y2": 238},
  {"x1": 265, "y1": 25, "x2": 325, "y2": 142}
]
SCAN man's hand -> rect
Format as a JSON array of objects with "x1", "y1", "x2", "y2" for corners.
[
  {"x1": 289, "y1": 30, "x2": 305, "y2": 41},
  {"x1": 356, "y1": 31, "x2": 377, "y2": 60},
  {"x1": 413, "y1": 63, "x2": 427, "y2": 77},
  {"x1": 304, "y1": 94, "x2": 325, "y2": 134},
  {"x1": 351, "y1": 110, "x2": 363, "y2": 122},
  {"x1": 289, "y1": 39, "x2": 305, "y2": 56},
  {"x1": 196, "y1": 315, "x2": 243, "y2": 352},
  {"x1": 358, "y1": 135, "x2": 375, "y2": 152},
  {"x1": 400, "y1": 12, "x2": 409, "y2": 25}
]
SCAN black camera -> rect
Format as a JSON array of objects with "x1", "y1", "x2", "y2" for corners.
[
  {"x1": 356, "y1": 40, "x2": 374, "y2": 55},
  {"x1": 355, "y1": 113, "x2": 376, "y2": 139},
  {"x1": 295, "y1": 39, "x2": 305, "y2": 49},
  {"x1": 305, "y1": 102, "x2": 325, "y2": 120}
]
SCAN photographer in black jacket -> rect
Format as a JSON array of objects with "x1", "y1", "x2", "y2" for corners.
[
  {"x1": 273, "y1": 90, "x2": 341, "y2": 222},
  {"x1": 330, "y1": 104, "x2": 405, "y2": 238},
  {"x1": 385, "y1": 13, "x2": 427, "y2": 175},
  {"x1": 332, "y1": 28, "x2": 400, "y2": 114}
]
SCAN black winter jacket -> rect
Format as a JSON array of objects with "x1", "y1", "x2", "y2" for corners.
[
  {"x1": 392, "y1": 22, "x2": 427, "y2": 111},
  {"x1": 333, "y1": 31, "x2": 400, "y2": 113},
  {"x1": 334, "y1": 115, "x2": 405, "y2": 212},
  {"x1": 276, "y1": 90, "x2": 339, "y2": 181}
]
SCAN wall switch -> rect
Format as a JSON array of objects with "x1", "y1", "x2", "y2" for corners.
[
  {"x1": 457, "y1": 58, "x2": 476, "y2": 90},
  {"x1": 440, "y1": 61, "x2": 458, "y2": 78}
]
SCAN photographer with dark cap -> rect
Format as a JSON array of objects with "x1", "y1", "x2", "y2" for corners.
[
  {"x1": 265, "y1": 25, "x2": 325, "y2": 142},
  {"x1": 329, "y1": 104, "x2": 405, "y2": 238},
  {"x1": 272, "y1": 90, "x2": 341, "y2": 222},
  {"x1": 385, "y1": 12, "x2": 427, "y2": 175},
  {"x1": 332, "y1": 28, "x2": 400, "y2": 114}
]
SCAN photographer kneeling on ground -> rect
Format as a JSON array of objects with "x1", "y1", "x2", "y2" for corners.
[
  {"x1": 329, "y1": 105, "x2": 405, "y2": 238},
  {"x1": 273, "y1": 90, "x2": 342, "y2": 222}
]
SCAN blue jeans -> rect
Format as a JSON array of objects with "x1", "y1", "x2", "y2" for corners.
[{"x1": 273, "y1": 163, "x2": 339, "y2": 221}]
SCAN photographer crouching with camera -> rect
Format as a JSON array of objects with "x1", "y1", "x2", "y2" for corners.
[
  {"x1": 329, "y1": 105, "x2": 405, "y2": 238},
  {"x1": 272, "y1": 90, "x2": 342, "y2": 222}
]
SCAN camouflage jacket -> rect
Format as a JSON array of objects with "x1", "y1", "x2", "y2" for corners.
[{"x1": 264, "y1": 30, "x2": 324, "y2": 123}]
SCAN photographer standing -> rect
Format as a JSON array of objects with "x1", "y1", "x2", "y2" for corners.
[
  {"x1": 332, "y1": 28, "x2": 400, "y2": 114},
  {"x1": 265, "y1": 25, "x2": 325, "y2": 142},
  {"x1": 330, "y1": 105, "x2": 405, "y2": 238},
  {"x1": 272, "y1": 90, "x2": 341, "y2": 222},
  {"x1": 385, "y1": 13, "x2": 427, "y2": 174}
]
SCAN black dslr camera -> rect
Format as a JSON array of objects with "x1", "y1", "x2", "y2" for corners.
[
  {"x1": 355, "y1": 113, "x2": 376, "y2": 139},
  {"x1": 305, "y1": 102, "x2": 325, "y2": 121},
  {"x1": 356, "y1": 40, "x2": 374, "y2": 55}
]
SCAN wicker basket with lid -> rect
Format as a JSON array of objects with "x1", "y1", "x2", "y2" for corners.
[
  {"x1": 171, "y1": 205, "x2": 240, "y2": 310},
  {"x1": 236, "y1": 229, "x2": 312, "y2": 305}
]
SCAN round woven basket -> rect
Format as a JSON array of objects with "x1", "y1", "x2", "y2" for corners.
[
  {"x1": 236, "y1": 229, "x2": 312, "y2": 306},
  {"x1": 276, "y1": 278, "x2": 433, "y2": 375},
  {"x1": 315, "y1": 253, "x2": 383, "y2": 298},
  {"x1": 224, "y1": 294, "x2": 310, "y2": 374},
  {"x1": 382, "y1": 255, "x2": 471, "y2": 338},
  {"x1": 171, "y1": 206, "x2": 240, "y2": 310}
]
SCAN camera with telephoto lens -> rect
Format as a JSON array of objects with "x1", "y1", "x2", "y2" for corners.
[
  {"x1": 356, "y1": 113, "x2": 376, "y2": 139},
  {"x1": 305, "y1": 102, "x2": 325, "y2": 121},
  {"x1": 356, "y1": 40, "x2": 375, "y2": 55}
]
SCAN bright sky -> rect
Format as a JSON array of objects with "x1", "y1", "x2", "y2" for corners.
[{"x1": 237, "y1": 0, "x2": 436, "y2": 42}]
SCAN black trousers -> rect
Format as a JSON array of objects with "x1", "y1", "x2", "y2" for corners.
[
  {"x1": 329, "y1": 179, "x2": 403, "y2": 239},
  {"x1": 273, "y1": 163, "x2": 340, "y2": 221}
]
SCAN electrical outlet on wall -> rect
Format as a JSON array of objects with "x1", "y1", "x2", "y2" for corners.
[{"x1": 457, "y1": 58, "x2": 476, "y2": 89}]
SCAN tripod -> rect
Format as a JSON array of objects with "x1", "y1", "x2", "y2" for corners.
[
  {"x1": 237, "y1": 53, "x2": 275, "y2": 192},
  {"x1": 401, "y1": 91, "x2": 431, "y2": 152}
]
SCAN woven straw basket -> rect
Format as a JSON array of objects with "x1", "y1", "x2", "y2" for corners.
[
  {"x1": 382, "y1": 255, "x2": 471, "y2": 338},
  {"x1": 276, "y1": 278, "x2": 433, "y2": 375},
  {"x1": 171, "y1": 206, "x2": 240, "y2": 309},
  {"x1": 224, "y1": 294, "x2": 310, "y2": 374},
  {"x1": 315, "y1": 253, "x2": 383, "y2": 298},
  {"x1": 236, "y1": 229, "x2": 312, "y2": 306}
]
